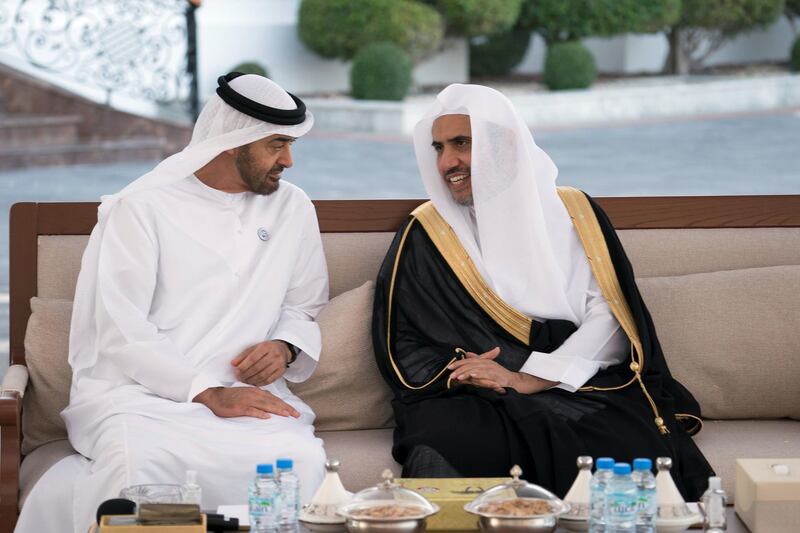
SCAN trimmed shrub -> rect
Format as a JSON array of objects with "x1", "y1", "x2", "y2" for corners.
[
  {"x1": 791, "y1": 36, "x2": 800, "y2": 72},
  {"x1": 542, "y1": 41, "x2": 596, "y2": 90},
  {"x1": 351, "y1": 42, "x2": 412, "y2": 101},
  {"x1": 433, "y1": 0, "x2": 522, "y2": 36},
  {"x1": 231, "y1": 62, "x2": 269, "y2": 78},
  {"x1": 469, "y1": 28, "x2": 532, "y2": 77},
  {"x1": 298, "y1": 0, "x2": 443, "y2": 62}
]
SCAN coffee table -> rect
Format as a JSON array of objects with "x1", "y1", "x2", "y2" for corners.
[{"x1": 295, "y1": 507, "x2": 750, "y2": 533}]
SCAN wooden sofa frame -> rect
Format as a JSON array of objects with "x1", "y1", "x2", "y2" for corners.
[{"x1": 2, "y1": 195, "x2": 799, "y2": 531}]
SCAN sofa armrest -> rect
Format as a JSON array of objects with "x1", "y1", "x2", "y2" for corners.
[
  {"x1": 0, "y1": 366, "x2": 25, "y2": 533},
  {"x1": 1, "y1": 365, "x2": 29, "y2": 397}
]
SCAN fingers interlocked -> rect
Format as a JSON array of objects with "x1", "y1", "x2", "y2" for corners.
[{"x1": 448, "y1": 346, "x2": 509, "y2": 393}]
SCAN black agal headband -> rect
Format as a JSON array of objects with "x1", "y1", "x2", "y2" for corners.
[{"x1": 216, "y1": 72, "x2": 307, "y2": 126}]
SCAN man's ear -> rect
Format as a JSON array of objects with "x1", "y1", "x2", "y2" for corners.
[{"x1": 223, "y1": 147, "x2": 240, "y2": 157}]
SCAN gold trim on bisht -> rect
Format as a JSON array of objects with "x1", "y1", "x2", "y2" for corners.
[
  {"x1": 384, "y1": 190, "x2": 676, "y2": 435},
  {"x1": 557, "y1": 186, "x2": 668, "y2": 435},
  {"x1": 411, "y1": 201, "x2": 532, "y2": 344},
  {"x1": 676, "y1": 413, "x2": 704, "y2": 436},
  {"x1": 384, "y1": 219, "x2": 461, "y2": 390}
]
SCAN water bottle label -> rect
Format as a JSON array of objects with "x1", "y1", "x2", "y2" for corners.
[{"x1": 608, "y1": 496, "x2": 637, "y2": 518}]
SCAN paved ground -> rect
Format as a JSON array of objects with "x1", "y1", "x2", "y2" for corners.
[{"x1": 1, "y1": 109, "x2": 798, "y2": 375}]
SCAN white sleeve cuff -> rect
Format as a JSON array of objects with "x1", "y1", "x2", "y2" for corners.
[
  {"x1": 282, "y1": 351, "x2": 318, "y2": 383},
  {"x1": 187, "y1": 373, "x2": 225, "y2": 402},
  {"x1": 271, "y1": 319, "x2": 321, "y2": 362},
  {"x1": 518, "y1": 352, "x2": 601, "y2": 393}
]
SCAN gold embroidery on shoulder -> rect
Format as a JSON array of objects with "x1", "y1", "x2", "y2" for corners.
[{"x1": 411, "y1": 202, "x2": 532, "y2": 344}]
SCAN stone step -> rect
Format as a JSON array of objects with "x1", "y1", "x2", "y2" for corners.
[
  {"x1": 0, "y1": 114, "x2": 82, "y2": 148},
  {"x1": 0, "y1": 137, "x2": 165, "y2": 170}
]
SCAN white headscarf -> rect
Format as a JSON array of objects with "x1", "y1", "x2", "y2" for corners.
[
  {"x1": 69, "y1": 75, "x2": 314, "y2": 383},
  {"x1": 413, "y1": 84, "x2": 592, "y2": 324}
]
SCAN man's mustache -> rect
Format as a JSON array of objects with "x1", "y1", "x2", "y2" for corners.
[{"x1": 445, "y1": 166, "x2": 470, "y2": 178}]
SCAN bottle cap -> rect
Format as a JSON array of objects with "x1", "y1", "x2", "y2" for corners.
[
  {"x1": 576, "y1": 456, "x2": 593, "y2": 469},
  {"x1": 708, "y1": 476, "x2": 721, "y2": 490},
  {"x1": 277, "y1": 458, "x2": 294, "y2": 470},
  {"x1": 613, "y1": 463, "x2": 632, "y2": 475},
  {"x1": 257, "y1": 463, "x2": 274, "y2": 474},
  {"x1": 656, "y1": 457, "x2": 673, "y2": 470},
  {"x1": 596, "y1": 457, "x2": 615, "y2": 470},
  {"x1": 633, "y1": 458, "x2": 652, "y2": 471},
  {"x1": 185, "y1": 469, "x2": 197, "y2": 484}
]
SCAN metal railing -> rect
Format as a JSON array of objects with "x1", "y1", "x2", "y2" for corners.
[{"x1": 0, "y1": 0, "x2": 194, "y2": 109}]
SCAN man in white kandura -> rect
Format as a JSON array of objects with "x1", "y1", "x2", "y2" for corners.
[{"x1": 15, "y1": 73, "x2": 329, "y2": 533}]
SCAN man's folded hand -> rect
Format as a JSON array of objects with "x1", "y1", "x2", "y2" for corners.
[
  {"x1": 231, "y1": 340, "x2": 292, "y2": 386},
  {"x1": 192, "y1": 386, "x2": 300, "y2": 419}
]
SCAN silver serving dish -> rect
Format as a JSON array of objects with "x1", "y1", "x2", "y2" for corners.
[
  {"x1": 464, "y1": 466, "x2": 570, "y2": 533},
  {"x1": 337, "y1": 470, "x2": 439, "y2": 533}
]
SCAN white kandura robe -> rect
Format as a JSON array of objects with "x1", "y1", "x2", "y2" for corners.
[{"x1": 16, "y1": 176, "x2": 329, "y2": 533}]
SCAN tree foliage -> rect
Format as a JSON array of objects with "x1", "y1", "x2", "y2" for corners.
[
  {"x1": 430, "y1": 0, "x2": 523, "y2": 37},
  {"x1": 666, "y1": 0, "x2": 785, "y2": 74},
  {"x1": 518, "y1": 0, "x2": 681, "y2": 43},
  {"x1": 298, "y1": 0, "x2": 444, "y2": 62}
]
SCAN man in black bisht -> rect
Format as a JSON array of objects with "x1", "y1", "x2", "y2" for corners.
[{"x1": 372, "y1": 84, "x2": 713, "y2": 500}]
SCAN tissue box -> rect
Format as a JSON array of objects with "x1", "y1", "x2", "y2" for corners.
[
  {"x1": 397, "y1": 477, "x2": 509, "y2": 530},
  {"x1": 98, "y1": 514, "x2": 206, "y2": 532},
  {"x1": 735, "y1": 458, "x2": 800, "y2": 533}
]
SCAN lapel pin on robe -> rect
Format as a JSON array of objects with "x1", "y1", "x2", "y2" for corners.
[{"x1": 257, "y1": 227, "x2": 271, "y2": 241}]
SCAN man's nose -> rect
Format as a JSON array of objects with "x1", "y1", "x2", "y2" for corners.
[
  {"x1": 442, "y1": 148, "x2": 461, "y2": 171},
  {"x1": 279, "y1": 145, "x2": 293, "y2": 168}
]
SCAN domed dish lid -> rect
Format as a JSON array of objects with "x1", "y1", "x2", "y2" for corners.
[
  {"x1": 337, "y1": 469, "x2": 439, "y2": 521},
  {"x1": 464, "y1": 466, "x2": 570, "y2": 519}
]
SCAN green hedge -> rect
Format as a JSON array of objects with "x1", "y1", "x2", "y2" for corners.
[
  {"x1": 433, "y1": 0, "x2": 522, "y2": 36},
  {"x1": 679, "y1": 0, "x2": 785, "y2": 35},
  {"x1": 518, "y1": 0, "x2": 681, "y2": 43},
  {"x1": 791, "y1": 36, "x2": 800, "y2": 72},
  {"x1": 231, "y1": 62, "x2": 269, "y2": 78},
  {"x1": 543, "y1": 41, "x2": 596, "y2": 90},
  {"x1": 351, "y1": 42, "x2": 412, "y2": 100},
  {"x1": 298, "y1": 0, "x2": 443, "y2": 62},
  {"x1": 469, "y1": 28, "x2": 531, "y2": 77}
]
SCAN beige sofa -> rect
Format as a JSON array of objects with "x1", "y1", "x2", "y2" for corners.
[{"x1": 1, "y1": 196, "x2": 799, "y2": 532}]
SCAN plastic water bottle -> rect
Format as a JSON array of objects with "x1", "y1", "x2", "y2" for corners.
[
  {"x1": 249, "y1": 464, "x2": 280, "y2": 533},
  {"x1": 606, "y1": 463, "x2": 637, "y2": 532},
  {"x1": 276, "y1": 458, "x2": 300, "y2": 528},
  {"x1": 702, "y1": 476, "x2": 727, "y2": 532},
  {"x1": 180, "y1": 469, "x2": 202, "y2": 505},
  {"x1": 589, "y1": 457, "x2": 615, "y2": 532},
  {"x1": 631, "y1": 458, "x2": 656, "y2": 533}
]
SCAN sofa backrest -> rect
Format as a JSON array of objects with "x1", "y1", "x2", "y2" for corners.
[{"x1": 11, "y1": 196, "x2": 800, "y2": 454}]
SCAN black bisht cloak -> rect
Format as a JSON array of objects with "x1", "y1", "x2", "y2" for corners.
[{"x1": 372, "y1": 192, "x2": 713, "y2": 501}]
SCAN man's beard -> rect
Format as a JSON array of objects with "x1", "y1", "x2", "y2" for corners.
[
  {"x1": 444, "y1": 165, "x2": 473, "y2": 206},
  {"x1": 235, "y1": 151, "x2": 283, "y2": 196}
]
